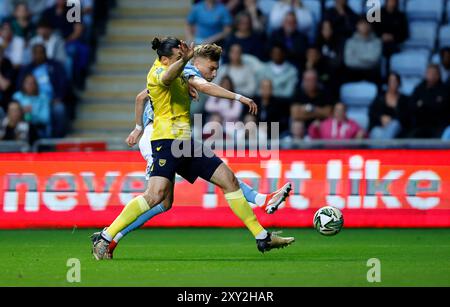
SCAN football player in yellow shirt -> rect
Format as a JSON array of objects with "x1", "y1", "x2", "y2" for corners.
[{"x1": 92, "y1": 38, "x2": 294, "y2": 260}]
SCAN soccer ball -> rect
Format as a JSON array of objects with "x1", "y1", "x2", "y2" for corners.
[{"x1": 313, "y1": 206, "x2": 344, "y2": 236}]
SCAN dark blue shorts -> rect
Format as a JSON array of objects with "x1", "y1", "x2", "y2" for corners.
[{"x1": 150, "y1": 139, "x2": 223, "y2": 184}]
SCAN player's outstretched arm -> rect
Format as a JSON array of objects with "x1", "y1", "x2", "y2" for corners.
[
  {"x1": 125, "y1": 89, "x2": 148, "y2": 147},
  {"x1": 161, "y1": 41, "x2": 195, "y2": 86},
  {"x1": 188, "y1": 76, "x2": 258, "y2": 115}
]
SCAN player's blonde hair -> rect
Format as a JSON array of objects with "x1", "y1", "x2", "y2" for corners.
[{"x1": 194, "y1": 44, "x2": 222, "y2": 62}]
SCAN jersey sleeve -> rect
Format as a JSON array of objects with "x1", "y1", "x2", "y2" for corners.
[
  {"x1": 183, "y1": 63, "x2": 203, "y2": 80},
  {"x1": 151, "y1": 66, "x2": 168, "y2": 87}
]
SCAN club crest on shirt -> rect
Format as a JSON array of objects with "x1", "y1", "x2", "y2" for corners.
[
  {"x1": 159, "y1": 159, "x2": 166, "y2": 167},
  {"x1": 156, "y1": 67, "x2": 164, "y2": 75}
]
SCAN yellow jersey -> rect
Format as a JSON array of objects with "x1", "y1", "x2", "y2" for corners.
[{"x1": 147, "y1": 59, "x2": 191, "y2": 140}]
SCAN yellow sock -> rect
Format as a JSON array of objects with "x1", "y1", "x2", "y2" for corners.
[
  {"x1": 225, "y1": 189, "x2": 265, "y2": 237},
  {"x1": 105, "y1": 195, "x2": 150, "y2": 240}
]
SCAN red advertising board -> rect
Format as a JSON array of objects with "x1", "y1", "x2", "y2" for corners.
[{"x1": 0, "y1": 150, "x2": 449, "y2": 229}]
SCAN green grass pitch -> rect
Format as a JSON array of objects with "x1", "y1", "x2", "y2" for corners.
[{"x1": 0, "y1": 228, "x2": 449, "y2": 286}]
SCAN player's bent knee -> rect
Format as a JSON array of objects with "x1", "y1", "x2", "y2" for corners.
[
  {"x1": 221, "y1": 171, "x2": 240, "y2": 194},
  {"x1": 229, "y1": 174, "x2": 240, "y2": 191},
  {"x1": 143, "y1": 188, "x2": 167, "y2": 207}
]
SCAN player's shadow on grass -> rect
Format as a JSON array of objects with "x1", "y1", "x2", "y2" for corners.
[
  {"x1": 112, "y1": 256, "x2": 360, "y2": 262},
  {"x1": 113, "y1": 257, "x2": 294, "y2": 262}
]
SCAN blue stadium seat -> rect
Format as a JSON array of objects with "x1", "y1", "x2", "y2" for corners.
[
  {"x1": 303, "y1": 0, "x2": 322, "y2": 24},
  {"x1": 325, "y1": 0, "x2": 364, "y2": 14},
  {"x1": 340, "y1": 81, "x2": 378, "y2": 130},
  {"x1": 403, "y1": 21, "x2": 438, "y2": 50},
  {"x1": 438, "y1": 25, "x2": 450, "y2": 49},
  {"x1": 341, "y1": 81, "x2": 378, "y2": 107},
  {"x1": 431, "y1": 53, "x2": 440, "y2": 64},
  {"x1": 406, "y1": 0, "x2": 444, "y2": 22},
  {"x1": 400, "y1": 76, "x2": 423, "y2": 96},
  {"x1": 390, "y1": 51, "x2": 430, "y2": 78}
]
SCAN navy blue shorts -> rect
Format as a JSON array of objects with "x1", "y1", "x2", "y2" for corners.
[{"x1": 150, "y1": 139, "x2": 223, "y2": 184}]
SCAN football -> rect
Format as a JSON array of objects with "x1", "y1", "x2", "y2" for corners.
[{"x1": 313, "y1": 206, "x2": 344, "y2": 236}]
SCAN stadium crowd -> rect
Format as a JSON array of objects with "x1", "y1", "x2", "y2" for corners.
[
  {"x1": 0, "y1": 0, "x2": 111, "y2": 143},
  {"x1": 190, "y1": 0, "x2": 450, "y2": 142},
  {"x1": 1, "y1": 0, "x2": 449, "y2": 146}
]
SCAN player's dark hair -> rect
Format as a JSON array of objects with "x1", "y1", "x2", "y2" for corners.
[{"x1": 152, "y1": 37, "x2": 181, "y2": 59}]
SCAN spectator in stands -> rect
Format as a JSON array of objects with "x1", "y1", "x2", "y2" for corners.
[
  {"x1": 308, "y1": 102, "x2": 365, "y2": 140},
  {"x1": 216, "y1": 44, "x2": 257, "y2": 97},
  {"x1": 369, "y1": 72, "x2": 409, "y2": 139},
  {"x1": 373, "y1": 0, "x2": 409, "y2": 59},
  {"x1": 8, "y1": 2, "x2": 35, "y2": 41},
  {"x1": 221, "y1": 0, "x2": 245, "y2": 16},
  {"x1": 304, "y1": 47, "x2": 332, "y2": 92},
  {"x1": 291, "y1": 69, "x2": 333, "y2": 127},
  {"x1": 438, "y1": 47, "x2": 450, "y2": 83},
  {"x1": 43, "y1": 0, "x2": 84, "y2": 43},
  {"x1": 324, "y1": 0, "x2": 358, "y2": 44},
  {"x1": 0, "y1": 45, "x2": 14, "y2": 110},
  {"x1": 408, "y1": 64, "x2": 450, "y2": 138},
  {"x1": 18, "y1": 44, "x2": 67, "y2": 137},
  {"x1": 268, "y1": 0, "x2": 314, "y2": 35},
  {"x1": 0, "y1": 21, "x2": 25, "y2": 68},
  {"x1": 303, "y1": 46, "x2": 329, "y2": 78},
  {"x1": 235, "y1": 113, "x2": 267, "y2": 143},
  {"x1": 316, "y1": 20, "x2": 344, "y2": 99},
  {"x1": 13, "y1": 74, "x2": 51, "y2": 139},
  {"x1": 316, "y1": 20, "x2": 344, "y2": 70},
  {"x1": 24, "y1": 0, "x2": 52, "y2": 18},
  {"x1": 205, "y1": 75, "x2": 243, "y2": 122},
  {"x1": 0, "y1": 1, "x2": 13, "y2": 23},
  {"x1": 223, "y1": 11, "x2": 266, "y2": 61},
  {"x1": 258, "y1": 44, "x2": 298, "y2": 99},
  {"x1": 241, "y1": 0, "x2": 266, "y2": 33},
  {"x1": 280, "y1": 119, "x2": 305, "y2": 145},
  {"x1": 80, "y1": 0, "x2": 94, "y2": 41},
  {"x1": 28, "y1": 19, "x2": 67, "y2": 66},
  {"x1": 254, "y1": 79, "x2": 290, "y2": 134},
  {"x1": 43, "y1": 0, "x2": 89, "y2": 88},
  {"x1": 221, "y1": 0, "x2": 266, "y2": 31},
  {"x1": 268, "y1": 11, "x2": 309, "y2": 69},
  {"x1": 186, "y1": 0, "x2": 233, "y2": 45},
  {"x1": 0, "y1": 101, "x2": 29, "y2": 142},
  {"x1": 344, "y1": 17, "x2": 382, "y2": 85}
]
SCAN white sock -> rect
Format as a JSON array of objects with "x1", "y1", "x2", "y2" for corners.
[
  {"x1": 101, "y1": 230, "x2": 112, "y2": 242},
  {"x1": 254, "y1": 194, "x2": 267, "y2": 207},
  {"x1": 255, "y1": 230, "x2": 268, "y2": 240},
  {"x1": 113, "y1": 232, "x2": 123, "y2": 243}
]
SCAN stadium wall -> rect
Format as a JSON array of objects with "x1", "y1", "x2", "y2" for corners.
[{"x1": 0, "y1": 150, "x2": 449, "y2": 229}]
